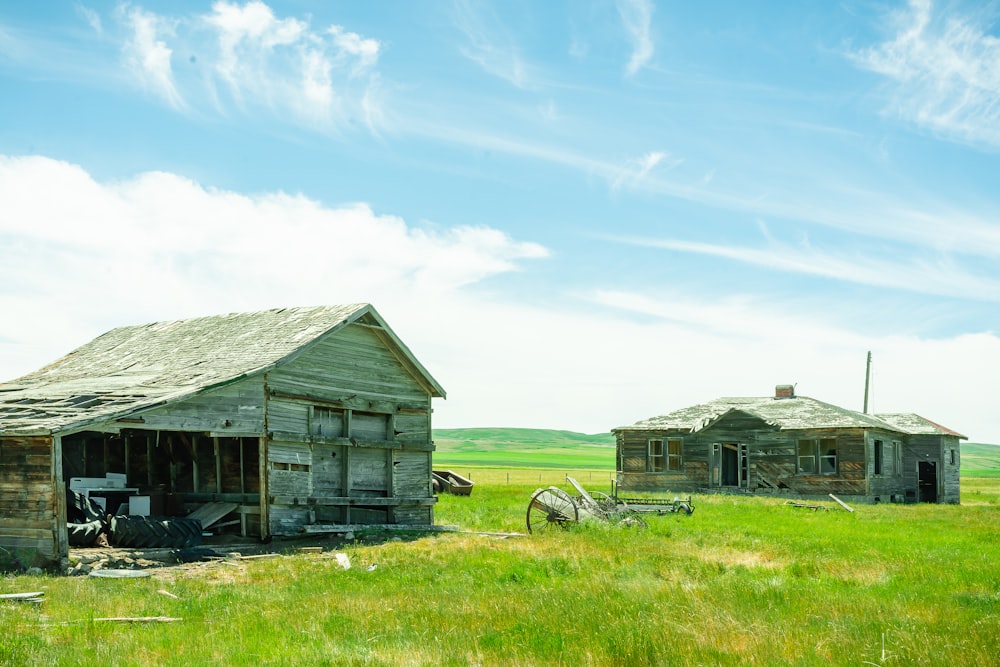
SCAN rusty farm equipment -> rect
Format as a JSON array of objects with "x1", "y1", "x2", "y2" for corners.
[{"x1": 525, "y1": 475, "x2": 694, "y2": 533}]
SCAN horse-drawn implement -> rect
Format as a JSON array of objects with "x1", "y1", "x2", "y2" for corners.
[{"x1": 525, "y1": 476, "x2": 693, "y2": 533}]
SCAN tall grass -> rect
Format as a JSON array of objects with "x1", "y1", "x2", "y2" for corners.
[{"x1": 1, "y1": 476, "x2": 998, "y2": 665}]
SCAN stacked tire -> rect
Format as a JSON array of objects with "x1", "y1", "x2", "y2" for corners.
[
  {"x1": 66, "y1": 488, "x2": 109, "y2": 547},
  {"x1": 109, "y1": 516, "x2": 203, "y2": 549}
]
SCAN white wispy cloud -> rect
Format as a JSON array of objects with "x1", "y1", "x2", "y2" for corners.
[
  {"x1": 609, "y1": 234, "x2": 1000, "y2": 301},
  {"x1": 853, "y1": 0, "x2": 1000, "y2": 148},
  {"x1": 452, "y1": 0, "x2": 532, "y2": 89},
  {"x1": 119, "y1": 5, "x2": 186, "y2": 111},
  {"x1": 618, "y1": 0, "x2": 654, "y2": 76},
  {"x1": 107, "y1": 1, "x2": 384, "y2": 132},
  {"x1": 611, "y1": 150, "x2": 682, "y2": 191}
]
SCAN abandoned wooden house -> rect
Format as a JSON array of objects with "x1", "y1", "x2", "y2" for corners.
[
  {"x1": 0, "y1": 304, "x2": 445, "y2": 569},
  {"x1": 613, "y1": 385, "x2": 964, "y2": 504}
]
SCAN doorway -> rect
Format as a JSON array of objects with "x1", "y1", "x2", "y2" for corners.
[
  {"x1": 917, "y1": 461, "x2": 938, "y2": 503},
  {"x1": 718, "y1": 443, "x2": 748, "y2": 488}
]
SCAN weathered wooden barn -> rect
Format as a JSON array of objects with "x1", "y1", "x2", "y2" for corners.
[
  {"x1": 614, "y1": 385, "x2": 964, "y2": 504},
  {"x1": 0, "y1": 304, "x2": 445, "y2": 570}
]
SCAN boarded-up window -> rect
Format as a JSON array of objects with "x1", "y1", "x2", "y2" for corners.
[
  {"x1": 311, "y1": 407, "x2": 345, "y2": 438},
  {"x1": 667, "y1": 438, "x2": 683, "y2": 471},
  {"x1": 893, "y1": 441, "x2": 902, "y2": 476},
  {"x1": 352, "y1": 412, "x2": 389, "y2": 440},
  {"x1": 648, "y1": 439, "x2": 665, "y2": 472}
]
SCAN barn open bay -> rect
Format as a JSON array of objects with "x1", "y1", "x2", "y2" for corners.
[{"x1": 1, "y1": 431, "x2": 998, "y2": 666}]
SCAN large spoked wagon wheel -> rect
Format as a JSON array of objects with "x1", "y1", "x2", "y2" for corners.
[{"x1": 526, "y1": 487, "x2": 578, "y2": 533}]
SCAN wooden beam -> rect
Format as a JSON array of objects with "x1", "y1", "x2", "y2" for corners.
[{"x1": 828, "y1": 493, "x2": 855, "y2": 512}]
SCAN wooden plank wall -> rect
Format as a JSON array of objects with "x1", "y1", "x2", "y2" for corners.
[
  {"x1": 902, "y1": 434, "x2": 960, "y2": 504},
  {"x1": 866, "y1": 433, "x2": 907, "y2": 502},
  {"x1": 618, "y1": 419, "x2": 872, "y2": 499},
  {"x1": 942, "y1": 437, "x2": 961, "y2": 504},
  {"x1": 0, "y1": 436, "x2": 61, "y2": 569},
  {"x1": 135, "y1": 382, "x2": 265, "y2": 433},
  {"x1": 264, "y1": 323, "x2": 436, "y2": 534}
]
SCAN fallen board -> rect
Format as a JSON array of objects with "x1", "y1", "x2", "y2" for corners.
[
  {"x1": 88, "y1": 569, "x2": 152, "y2": 578},
  {"x1": 185, "y1": 502, "x2": 239, "y2": 529}
]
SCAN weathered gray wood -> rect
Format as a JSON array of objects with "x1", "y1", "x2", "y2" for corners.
[
  {"x1": 828, "y1": 494, "x2": 855, "y2": 512},
  {"x1": 187, "y1": 502, "x2": 239, "y2": 528}
]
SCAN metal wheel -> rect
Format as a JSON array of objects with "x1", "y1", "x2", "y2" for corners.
[{"x1": 526, "y1": 487, "x2": 578, "y2": 533}]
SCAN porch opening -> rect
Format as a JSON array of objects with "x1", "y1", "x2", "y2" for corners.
[{"x1": 61, "y1": 430, "x2": 263, "y2": 544}]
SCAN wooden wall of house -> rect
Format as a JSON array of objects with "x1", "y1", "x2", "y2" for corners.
[
  {"x1": 617, "y1": 420, "x2": 871, "y2": 500},
  {"x1": 264, "y1": 322, "x2": 436, "y2": 534},
  {"x1": 865, "y1": 432, "x2": 907, "y2": 502},
  {"x1": 902, "y1": 434, "x2": 960, "y2": 504},
  {"x1": 0, "y1": 436, "x2": 64, "y2": 570},
  {"x1": 134, "y1": 381, "x2": 265, "y2": 434}
]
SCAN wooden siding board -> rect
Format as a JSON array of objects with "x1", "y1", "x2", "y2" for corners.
[
  {"x1": 270, "y1": 325, "x2": 429, "y2": 404},
  {"x1": 132, "y1": 380, "x2": 265, "y2": 434},
  {"x1": 0, "y1": 436, "x2": 60, "y2": 568},
  {"x1": 394, "y1": 450, "x2": 431, "y2": 497}
]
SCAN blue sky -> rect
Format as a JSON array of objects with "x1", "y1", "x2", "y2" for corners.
[{"x1": 2, "y1": 1, "x2": 999, "y2": 442}]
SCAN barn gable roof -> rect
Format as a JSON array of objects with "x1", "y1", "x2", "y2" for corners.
[
  {"x1": 614, "y1": 395, "x2": 921, "y2": 434},
  {"x1": 0, "y1": 304, "x2": 444, "y2": 435}
]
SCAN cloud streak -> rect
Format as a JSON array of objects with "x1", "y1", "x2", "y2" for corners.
[
  {"x1": 853, "y1": 0, "x2": 1000, "y2": 148},
  {"x1": 452, "y1": 0, "x2": 531, "y2": 88},
  {"x1": 618, "y1": 0, "x2": 654, "y2": 76},
  {"x1": 609, "y1": 233, "x2": 1000, "y2": 302}
]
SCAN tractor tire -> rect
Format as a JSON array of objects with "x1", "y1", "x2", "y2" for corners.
[
  {"x1": 66, "y1": 489, "x2": 105, "y2": 524},
  {"x1": 110, "y1": 516, "x2": 203, "y2": 549},
  {"x1": 67, "y1": 519, "x2": 106, "y2": 547}
]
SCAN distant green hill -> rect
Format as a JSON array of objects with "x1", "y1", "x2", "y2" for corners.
[
  {"x1": 961, "y1": 443, "x2": 1000, "y2": 478},
  {"x1": 433, "y1": 427, "x2": 614, "y2": 469}
]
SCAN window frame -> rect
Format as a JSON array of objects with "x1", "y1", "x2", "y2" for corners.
[
  {"x1": 666, "y1": 438, "x2": 683, "y2": 471},
  {"x1": 647, "y1": 439, "x2": 665, "y2": 473},
  {"x1": 798, "y1": 437, "x2": 838, "y2": 475}
]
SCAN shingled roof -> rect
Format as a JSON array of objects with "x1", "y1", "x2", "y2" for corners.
[
  {"x1": 0, "y1": 304, "x2": 444, "y2": 436},
  {"x1": 614, "y1": 395, "x2": 963, "y2": 438}
]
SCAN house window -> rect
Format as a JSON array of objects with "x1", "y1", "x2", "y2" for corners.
[
  {"x1": 893, "y1": 441, "x2": 902, "y2": 476},
  {"x1": 798, "y1": 438, "x2": 837, "y2": 475},
  {"x1": 949, "y1": 449, "x2": 956, "y2": 465},
  {"x1": 648, "y1": 439, "x2": 665, "y2": 472},
  {"x1": 797, "y1": 440, "x2": 816, "y2": 474},
  {"x1": 874, "y1": 439, "x2": 883, "y2": 475},
  {"x1": 667, "y1": 438, "x2": 683, "y2": 471}
]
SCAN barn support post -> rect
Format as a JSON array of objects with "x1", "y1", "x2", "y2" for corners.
[{"x1": 52, "y1": 434, "x2": 69, "y2": 568}]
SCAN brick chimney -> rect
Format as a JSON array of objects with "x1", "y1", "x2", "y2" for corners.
[{"x1": 775, "y1": 384, "x2": 795, "y2": 399}]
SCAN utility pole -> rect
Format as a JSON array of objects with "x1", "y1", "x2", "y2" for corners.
[{"x1": 863, "y1": 351, "x2": 872, "y2": 414}]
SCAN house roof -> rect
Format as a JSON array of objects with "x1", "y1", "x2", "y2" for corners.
[
  {"x1": 0, "y1": 304, "x2": 445, "y2": 436},
  {"x1": 875, "y1": 413, "x2": 967, "y2": 439},
  {"x1": 614, "y1": 395, "x2": 962, "y2": 437}
]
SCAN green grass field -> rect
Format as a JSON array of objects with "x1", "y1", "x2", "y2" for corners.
[
  {"x1": 960, "y1": 442, "x2": 1000, "y2": 478},
  {"x1": 0, "y1": 430, "x2": 997, "y2": 665},
  {"x1": 434, "y1": 427, "x2": 615, "y2": 470}
]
